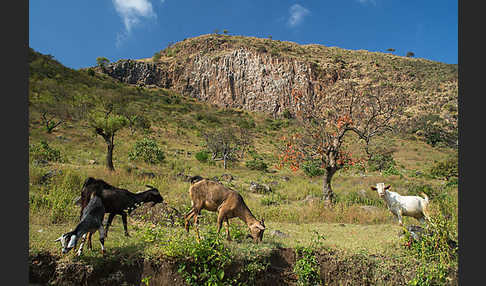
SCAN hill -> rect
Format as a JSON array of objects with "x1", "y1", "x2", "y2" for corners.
[
  {"x1": 29, "y1": 45, "x2": 458, "y2": 285},
  {"x1": 97, "y1": 34, "x2": 458, "y2": 147}
]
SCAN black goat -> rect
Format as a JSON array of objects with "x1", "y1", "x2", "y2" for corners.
[
  {"x1": 79, "y1": 177, "x2": 163, "y2": 247},
  {"x1": 55, "y1": 189, "x2": 106, "y2": 256}
]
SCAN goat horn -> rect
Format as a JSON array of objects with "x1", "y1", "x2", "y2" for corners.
[
  {"x1": 145, "y1": 185, "x2": 155, "y2": 189},
  {"x1": 54, "y1": 236, "x2": 62, "y2": 242}
]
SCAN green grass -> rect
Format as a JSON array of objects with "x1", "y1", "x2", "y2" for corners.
[{"x1": 28, "y1": 46, "x2": 458, "y2": 285}]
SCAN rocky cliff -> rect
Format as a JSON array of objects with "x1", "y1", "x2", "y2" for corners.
[{"x1": 100, "y1": 34, "x2": 458, "y2": 136}]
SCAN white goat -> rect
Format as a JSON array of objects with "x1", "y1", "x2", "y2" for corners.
[
  {"x1": 371, "y1": 183, "x2": 430, "y2": 225},
  {"x1": 54, "y1": 191, "x2": 106, "y2": 256}
]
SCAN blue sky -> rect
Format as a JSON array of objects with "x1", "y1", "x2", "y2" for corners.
[{"x1": 29, "y1": 0, "x2": 457, "y2": 69}]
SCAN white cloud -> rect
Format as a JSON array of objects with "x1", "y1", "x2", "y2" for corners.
[
  {"x1": 112, "y1": 0, "x2": 157, "y2": 34},
  {"x1": 357, "y1": 0, "x2": 377, "y2": 6},
  {"x1": 287, "y1": 4, "x2": 310, "y2": 27}
]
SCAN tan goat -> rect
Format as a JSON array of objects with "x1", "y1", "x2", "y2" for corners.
[{"x1": 184, "y1": 176, "x2": 266, "y2": 243}]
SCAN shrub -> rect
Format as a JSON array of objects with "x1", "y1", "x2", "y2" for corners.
[
  {"x1": 245, "y1": 159, "x2": 268, "y2": 171},
  {"x1": 282, "y1": 109, "x2": 293, "y2": 119},
  {"x1": 30, "y1": 170, "x2": 82, "y2": 223},
  {"x1": 404, "y1": 214, "x2": 458, "y2": 285},
  {"x1": 294, "y1": 247, "x2": 322, "y2": 286},
  {"x1": 411, "y1": 115, "x2": 457, "y2": 147},
  {"x1": 152, "y1": 52, "x2": 161, "y2": 62},
  {"x1": 429, "y1": 155, "x2": 458, "y2": 181},
  {"x1": 195, "y1": 151, "x2": 210, "y2": 163},
  {"x1": 29, "y1": 140, "x2": 62, "y2": 163},
  {"x1": 368, "y1": 150, "x2": 396, "y2": 172},
  {"x1": 176, "y1": 229, "x2": 234, "y2": 286},
  {"x1": 245, "y1": 150, "x2": 268, "y2": 171},
  {"x1": 406, "y1": 182, "x2": 441, "y2": 201},
  {"x1": 128, "y1": 138, "x2": 165, "y2": 164},
  {"x1": 302, "y1": 160, "x2": 324, "y2": 177}
]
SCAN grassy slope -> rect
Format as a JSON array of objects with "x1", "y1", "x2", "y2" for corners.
[{"x1": 28, "y1": 46, "x2": 457, "y2": 283}]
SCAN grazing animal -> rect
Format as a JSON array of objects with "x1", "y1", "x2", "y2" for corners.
[
  {"x1": 79, "y1": 177, "x2": 163, "y2": 248},
  {"x1": 371, "y1": 183, "x2": 430, "y2": 225},
  {"x1": 54, "y1": 190, "x2": 105, "y2": 256},
  {"x1": 184, "y1": 176, "x2": 265, "y2": 243}
]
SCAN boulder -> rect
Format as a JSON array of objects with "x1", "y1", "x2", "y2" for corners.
[{"x1": 249, "y1": 182, "x2": 272, "y2": 194}]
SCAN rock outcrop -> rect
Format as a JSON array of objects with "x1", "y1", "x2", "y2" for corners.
[{"x1": 100, "y1": 34, "x2": 458, "y2": 135}]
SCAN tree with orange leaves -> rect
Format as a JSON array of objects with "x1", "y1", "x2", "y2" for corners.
[{"x1": 279, "y1": 81, "x2": 409, "y2": 204}]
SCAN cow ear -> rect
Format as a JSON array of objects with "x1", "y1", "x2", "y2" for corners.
[{"x1": 371, "y1": 186, "x2": 377, "y2": 191}]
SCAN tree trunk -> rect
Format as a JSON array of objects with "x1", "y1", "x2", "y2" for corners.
[
  {"x1": 106, "y1": 142, "x2": 115, "y2": 171},
  {"x1": 322, "y1": 167, "x2": 337, "y2": 205}
]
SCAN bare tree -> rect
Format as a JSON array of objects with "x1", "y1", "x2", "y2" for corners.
[
  {"x1": 280, "y1": 81, "x2": 409, "y2": 204},
  {"x1": 203, "y1": 127, "x2": 242, "y2": 169}
]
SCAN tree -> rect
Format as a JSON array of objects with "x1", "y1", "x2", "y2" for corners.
[
  {"x1": 223, "y1": 29, "x2": 229, "y2": 35},
  {"x1": 203, "y1": 127, "x2": 242, "y2": 169},
  {"x1": 88, "y1": 91, "x2": 128, "y2": 171},
  {"x1": 119, "y1": 104, "x2": 151, "y2": 135},
  {"x1": 386, "y1": 48, "x2": 396, "y2": 52},
  {"x1": 406, "y1": 51, "x2": 415, "y2": 58},
  {"x1": 30, "y1": 78, "x2": 72, "y2": 133},
  {"x1": 96, "y1": 57, "x2": 110, "y2": 71},
  {"x1": 152, "y1": 52, "x2": 161, "y2": 62},
  {"x1": 279, "y1": 82, "x2": 409, "y2": 204}
]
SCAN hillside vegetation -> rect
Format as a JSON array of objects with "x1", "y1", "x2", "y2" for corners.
[
  {"x1": 103, "y1": 34, "x2": 458, "y2": 149},
  {"x1": 29, "y1": 40, "x2": 458, "y2": 286}
]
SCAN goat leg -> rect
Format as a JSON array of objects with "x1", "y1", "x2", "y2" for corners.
[
  {"x1": 86, "y1": 232, "x2": 93, "y2": 250},
  {"x1": 194, "y1": 211, "x2": 201, "y2": 242},
  {"x1": 77, "y1": 233, "x2": 87, "y2": 256},
  {"x1": 225, "y1": 218, "x2": 231, "y2": 241},
  {"x1": 121, "y1": 214, "x2": 130, "y2": 237},
  {"x1": 98, "y1": 225, "x2": 106, "y2": 255},
  {"x1": 184, "y1": 209, "x2": 195, "y2": 232},
  {"x1": 104, "y1": 213, "x2": 116, "y2": 238}
]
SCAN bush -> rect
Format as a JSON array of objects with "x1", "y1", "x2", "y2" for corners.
[
  {"x1": 176, "y1": 229, "x2": 234, "y2": 286},
  {"x1": 245, "y1": 150, "x2": 268, "y2": 171},
  {"x1": 294, "y1": 247, "x2": 322, "y2": 286},
  {"x1": 412, "y1": 114, "x2": 457, "y2": 147},
  {"x1": 29, "y1": 141, "x2": 62, "y2": 163},
  {"x1": 406, "y1": 182, "x2": 441, "y2": 201},
  {"x1": 282, "y1": 109, "x2": 293, "y2": 119},
  {"x1": 245, "y1": 159, "x2": 268, "y2": 171},
  {"x1": 429, "y1": 155, "x2": 458, "y2": 181},
  {"x1": 29, "y1": 170, "x2": 82, "y2": 223},
  {"x1": 195, "y1": 151, "x2": 210, "y2": 163},
  {"x1": 368, "y1": 150, "x2": 396, "y2": 172},
  {"x1": 128, "y1": 138, "x2": 165, "y2": 164},
  {"x1": 404, "y1": 214, "x2": 458, "y2": 285},
  {"x1": 302, "y1": 160, "x2": 324, "y2": 177}
]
